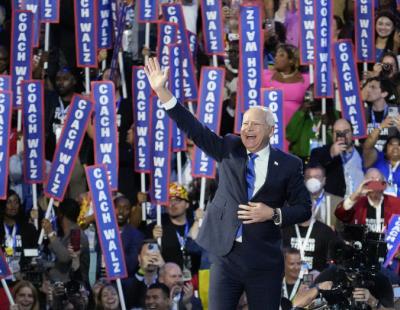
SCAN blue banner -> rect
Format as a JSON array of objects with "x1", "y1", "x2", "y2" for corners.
[
  {"x1": 0, "y1": 249, "x2": 11, "y2": 279},
  {"x1": 74, "y1": 0, "x2": 98, "y2": 67},
  {"x1": 97, "y1": 0, "x2": 113, "y2": 49},
  {"x1": 0, "y1": 75, "x2": 11, "y2": 91},
  {"x1": 11, "y1": 10, "x2": 33, "y2": 108},
  {"x1": 384, "y1": 215, "x2": 400, "y2": 267},
  {"x1": 298, "y1": 0, "x2": 314, "y2": 64},
  {"x1": 169, "y1": 44, "x2": 186, "y2": 152},
  {"x1": 44, "y1": 95, "x2": 93, "y2": 200},
  {"x1": 22, "y1": 80, "x2": 45, "y2": 183},
  {"x1": 262, "y1": 89, "x2": 284, "y2": 150},
  {"x1": 92, "y1": 81, "x2": 118, "y2": 191},
  {"x1": 86, "y1": 165, "x2": 128, "y2": 279},
  {"x1": 138, "y1": 0, "x2": 159, "y2": 22},
  {"x1": 238, "y1": 4, "x2": 263, "y2": 111},
  {"x1": 22, "y1": 0, "x2": 40, "y2": 47},
  {"x1": 150, "y1": 97, "x2": 172, "y2": 205},
  {"x1": 192, "y1": 67, "x2": 225, "y2": 178},
  {"x1": 333, "y1": 40, "x2": 367, "y2": 139},
  {"x1": 355, "y1": 0, "x2": 375, "y2": 62},
  {"x1": 314, "y1": 0, "x2": 333, "y2": 98},
  {"x1": 162, "y1": 3, "x2": 198, "y2": 101},
  {"x1": 132, "y1": 66, "x2": 152, "y2": 173},
  {"x1": 0, "y1": 91, "x2": 12, "y2": 199},
  {"x1": 40, "y1": 0, "x2": 60, "y2": 23},
  {"x1": 157, "y1": 22, "x2": 177, "y2": 74},
  {"x1": 200, "y1": 0, "x2": 225, "y2": 55}
]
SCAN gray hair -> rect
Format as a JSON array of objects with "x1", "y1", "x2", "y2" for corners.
[{"x1": 247, "y1": 105, "x2": 275, "y2": 127}]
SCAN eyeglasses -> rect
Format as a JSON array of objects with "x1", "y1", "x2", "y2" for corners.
[{"x1": 334, "y1": 129, "x2": 351, "y2": 136}]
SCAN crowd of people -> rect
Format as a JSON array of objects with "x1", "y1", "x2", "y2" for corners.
[{"x1": 1, "y1": 0, "x2": 400, "y2": 309}]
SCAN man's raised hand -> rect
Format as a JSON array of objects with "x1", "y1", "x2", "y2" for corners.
[{"x1": 144, "y1": 58, "x2": 172, "y2": 103}]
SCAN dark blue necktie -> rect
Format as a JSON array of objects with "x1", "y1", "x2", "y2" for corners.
[{"x1": 236, "y1": 153, "x2": 258, "y2": 240}]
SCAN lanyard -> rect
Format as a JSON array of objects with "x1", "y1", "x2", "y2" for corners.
[
  {"x1": 371, "y1": 106, "x2": 388, "y2": 128},
  {"x1": 116, "y1": 98, "x2": 122, "y2": 111},
  {"x1": 176, "y1": 223, "x2": 189, "y2": 251},
  {"x1": 282, "y1": 277, "x2": 302, "y2": 301},
  {"x1": 313, "y1": 192, "x2": 325, "y2": 218},
  {"x1": 4, "y1": 224, "x2": 17, "y2": 250},
  {"x1": 295, "y1": 219, "x2": 315, "y2": 260},
  {"x1": 388, "y1": 162, "x2": 400, "y2": 185},
  {"x1": 58, "y1": 97, "x2": 68, "y2": 124}
]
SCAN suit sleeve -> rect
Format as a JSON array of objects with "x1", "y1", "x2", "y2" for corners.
[
  {"x1": 280, "y1": 158, "x2": 312, "y2": 227},
  {"x1": 166, "y1": 101, "x2": 225, "y2": 162},
  {"x1": 310, "y1": 145, "x2": 334, "y2": 167}
]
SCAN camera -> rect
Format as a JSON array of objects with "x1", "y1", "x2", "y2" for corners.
[
  {"x1": 335, "y1": 131, "x2": 347, "y2": 138},
  {"x1": 381, "y1": 63, "x2": 393, "y2": 76},
  {"x1": 320, "y1": 225, "x2": 387, "y2": 309}
]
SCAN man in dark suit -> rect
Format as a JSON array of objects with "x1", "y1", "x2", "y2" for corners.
[{"x1": 145, "y1": 58, "x2": 311, "y2": 310}]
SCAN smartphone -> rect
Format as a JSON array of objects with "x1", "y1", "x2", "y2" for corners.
[
  {"x1": 303, "y1": 273, "x2": 314, "y2": 287},
  {"x1": 365, "y1": 180, "x2": 386, "y2": 191},
  {"x1": 147, "y1": 243, "x2": 159, "y2": 254},
  {"x1": 388, "y1": 106, "x2": 399, "y2": 118},
  {"x1": 70, "y1": 229, "x2": 81, "y2": 251},
  {"x1": 394, "y1": 286, "x2": 400, "y2": 298}
]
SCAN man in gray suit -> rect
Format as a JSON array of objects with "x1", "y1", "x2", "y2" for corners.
[{"x1": 145, "y1": 58, "x2": 311, "y2": 310}]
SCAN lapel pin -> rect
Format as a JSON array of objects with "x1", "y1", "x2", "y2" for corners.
[{"x1": 274, "y1": 161, "x2": 279, "y2": 166}]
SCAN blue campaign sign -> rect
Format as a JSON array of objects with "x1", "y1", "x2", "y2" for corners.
[
  {"x1": 150, "y1": 97, "x2": 172, "y2": 205},
  {"x1": 169, "y1": 44, "x2": 186, "y2": 152},
  {"x1": 22, "y1": 80, "x2": 46, "y2": 183},
  {"x1": 238, "y1": 4, "x2": 263, "y2": 111},
  {"x1": 192, "y1": 67, "x2": 225, "y2": 178},
  {"x1": 333, "y1": 40, "x2": 367, "y2": 139},
  {"x1": 262, "y1": 89, "x2": 284, "y2": 150},
  {"x1": 138, "y1": 0, "x2": 159, "y2": 22},
  {"x1": 74, "y1": 0, "x2": 98, "y2": 67},
  {"x1": 86, "y1": 165, "x2": 127, "y2": 279},
  {"x1": 157, "y1": 22, "x2": 177, "y2": 73},
  {"x1": 0, "y1": 91, "x2": 12, "y2": 199},
  {"x1": 384, "y1": 215, "x2": 400, "y2": 267},
  {"x1": 162, "y1": 3, "x2": 198, "y2": 101},
  {"x1": 40, "y1": 0, "x2": 60, "y2": 23},
  {"x1": 45, "y1": 95, "x2": 93, "y2": 200},
  {"x1": 0, "y1": 75, "x2": 11, "y2": 91},
  {"x1": 92, "y1": 81, "x2": 118, "y2": 191},
  {"x1": 97, "y1": 0, "x2": 113, "y2": 49},
  {"x1": 0, "y1": 249, "x2": 11, "y2": 279},
  {"x1": 22, "y1": 0, "x2": 40, "y2": 47},
  {"x1": 132, "y1": 66, "x2": 152, "y2": 173},
  {"x1": 11, "y1": 10, "x2": 34, "y2": 109},
  {"x1": 314, "y1": 0, "x2": 333, "y2": 98},
  {"x1": 200, "y1": 0, "x2": 225, "y2": 55},
  {"x1": 298, "y1": 0, "x2": 314, "y2": 64},
  {"x1": 355, "y1": 0, "x2": 375, "y2": 62}
]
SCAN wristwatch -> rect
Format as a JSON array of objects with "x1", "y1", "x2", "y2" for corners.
[{"x1": 272, "y1": 208, "x2": 281, "y2": 225}]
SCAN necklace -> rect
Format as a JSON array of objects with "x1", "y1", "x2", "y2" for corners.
[{"x1": 279, "y1": 70, "x2": 298, "y2": 78}]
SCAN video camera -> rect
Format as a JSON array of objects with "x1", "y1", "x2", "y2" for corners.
[{"x1": 320, "y1": 225, "x2": 387, "y2": 309}]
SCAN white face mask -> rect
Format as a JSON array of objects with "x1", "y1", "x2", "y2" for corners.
[{"x1": 305, "y1": 178, "x2": 323, "y2": 194}]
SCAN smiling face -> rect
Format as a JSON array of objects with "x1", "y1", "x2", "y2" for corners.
[
  {"x1": 15, "y1": 286, "x2": 35, "y2": 310},
  {"x1": 100, "y1": 285, "x2": 119, "y2": 310},
  {"x1": 240, "y1": 108, "x2": 274, "y2": 153},
  {"x1": 376, "y1": 16, "x2": 394, "y2": 38},
  {"x1": 284, "y1": 253, "x2": 301, "y2": 282},
  {"x1": 145, "y1": 288, "x2": 170, "y2": 310},
  {"x1": 386, "y1": 137, "x2": 400, "y2": 162}
]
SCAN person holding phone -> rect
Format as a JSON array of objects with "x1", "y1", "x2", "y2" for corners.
[
  {"x1": 310, "y1": 119, "x2": 364, "y2": 198},
  {"x1": 335, "y1": 168, "x2": 400, "y2": 233},
  {"x1": 364, "y1": 124, "x2": 400, "y2": 197},
  {"x1": 42, "y1": 199, "x2": 90, "y2": 285}
]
